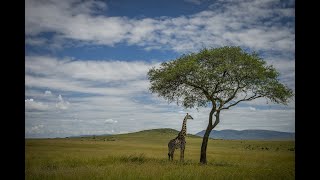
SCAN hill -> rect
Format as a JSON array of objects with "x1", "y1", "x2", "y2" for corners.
[
  {"x1": 68, "y1": 128, "x2": 199, "y2": 139},
  {"x1": 122, "y1": 128, "x2": 199, "y2": 137},
  {"x1": 65, "y1": 128, "x2": 294, "y2": 140},
  {"x1": 68, "y1": 134, "x2": 111, "y2": 138},
  {"x1": 125, "y1": 128, "x2": 180, "y2": 135},
  {"x1": 195, "y1": 129, "x2": 295, "y2": 140}
]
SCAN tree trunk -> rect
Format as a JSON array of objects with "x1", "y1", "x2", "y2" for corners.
[
  {"x1": 200, "y1": 124, "x2": 212, "y2": 164},
  {"x1": 200, "y1": 109, "x2": 220, "y2": 165}
]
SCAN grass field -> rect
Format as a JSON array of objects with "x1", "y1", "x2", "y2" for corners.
[{"x1": 25, "y1": 129, "x2": 295, "y2": 179}]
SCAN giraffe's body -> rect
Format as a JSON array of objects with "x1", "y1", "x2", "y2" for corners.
[{"x1": 168, "y1": 113, "x2": 193, "y2": 161}]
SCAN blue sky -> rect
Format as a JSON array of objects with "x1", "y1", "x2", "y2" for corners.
[{"x1": 25, "y1": 0, "x2": 295, "y2": 138}]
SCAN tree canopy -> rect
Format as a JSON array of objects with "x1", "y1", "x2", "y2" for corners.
[
  {"x1": 148, "y1": 46, "x2": 294, "y2": 164},
  {"x1": 147, "y1": 46, "x2": 293, "y2": 111}
]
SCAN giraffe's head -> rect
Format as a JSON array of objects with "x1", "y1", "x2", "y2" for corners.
[{"x1": 186, "y1": 113, "x2": 193, "y2": 120}]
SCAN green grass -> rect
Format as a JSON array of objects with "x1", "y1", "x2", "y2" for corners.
[{"x1": 25, "y1": 129, "x2": 295, "y2": 179}]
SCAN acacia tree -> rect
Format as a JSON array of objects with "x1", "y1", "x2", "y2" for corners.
[{"x1": 147, "y1": 46, "x2": 293, "y2": 164}]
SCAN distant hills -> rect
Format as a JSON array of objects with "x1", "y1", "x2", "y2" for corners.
[
  {"x1": 195, "y1": 129, "x2": 295, "y2": 140},
  {"x1": 133, "y1": 128, "x2": 199, "y2": 138},
  {"x1": 65, "y1": 128, "x2": 295, "y2": 140},
  {"x1": 134, "y1": 128, "x2": 180, "y2": 135},
  {"x1": 68, "y1": 134, "x2": 111, "y2": 138}
]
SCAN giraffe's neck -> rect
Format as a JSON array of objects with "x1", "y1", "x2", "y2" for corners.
[{"x1": 179, "y1": 116, "x2": 187, "y2": 137}]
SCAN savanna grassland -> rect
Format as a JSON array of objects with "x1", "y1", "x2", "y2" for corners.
[{"x1": 25, "y1": 129, "x2": 295, "y2": 180}]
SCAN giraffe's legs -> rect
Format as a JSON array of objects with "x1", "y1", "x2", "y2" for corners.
[
  {"x1": 180, "y1": 147, "x2": 185, "y2": 162},
  {"x1": 168, "y1": 148, "x2": 175, "y2": 160}
]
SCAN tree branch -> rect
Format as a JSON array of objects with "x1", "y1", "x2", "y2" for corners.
[
  {"x1": 208, "y1": 106, "x2": 216, "y2": 127},
  {"x1": 185, "y1": 82, "x2": 213, "y2": 101},
  {"x1": 212, "y1": 110, "x2": 220, "y2": 129},
  {"x1": 223, "y1": 84, "x2": 241, "y2": 104},
  {"x1": 212, "y1": 80, "x2": 222, "y2": 95},
  {"x1": 220, "y1": 93, "x2": 263, "y2": 110}
]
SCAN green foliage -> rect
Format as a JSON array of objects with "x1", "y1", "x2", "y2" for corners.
[{"x1": 147, "y1": 46, "x2": 293, "y2": 109}]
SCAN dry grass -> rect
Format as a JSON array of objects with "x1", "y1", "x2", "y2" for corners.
[{"x1": 25, "y1": 129, "x2": 295, "y2": 179}]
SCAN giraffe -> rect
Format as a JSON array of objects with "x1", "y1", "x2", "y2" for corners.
[{"x1": 168, "y1": 113, "x2": 193, "y2": 161}]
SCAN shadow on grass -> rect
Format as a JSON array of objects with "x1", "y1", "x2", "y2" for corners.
[
  {"x1": 40, "y1": 162, "x2": 59, "y2": 170},
  {"x1": 119, "y1": 153, "x2": 146, "y2": 164},
  {"x1": 116, "y1": 154, "x2": 197, "y2": 166},
  {"x1": 117, "y1": 154, "x2": 236, "y2": 167},
  {"x1": 208, "y1": 161, "x2": 236, "y2": 167},
  {"x1": 55, "y1": 154, "x2": 236, "y2": 168}
]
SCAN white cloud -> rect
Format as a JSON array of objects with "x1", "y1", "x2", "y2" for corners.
[
  {"x1": 25, "y1": 55, "x2": 294, "y2": 138},
  {"x1": 25, "y1": 91, "x2": 72, "y2": 112},
  {"x1": 25, "y1": 56, "x2": 153, "y2": 83},
  {"x1": 25, "y1": 37, "x2": 48, "y2": 46},
  {"x1": 105, "y1": 119, "x2": 118, "y2": 124},
  {"x1": 26, "y1": 124, "x2": 45, "y2": 134},
  {"x1": 44, "y1": 90, "x2": 52, "y2": 95},
  {"x1": 25, "y1": 56, "x2": 157, "y2": 98},
  {"x1": 25, "y1": 0, "x2": 294, "y2": 54},
  {"x1": 25, "y1": 91, "x2": 295, "y2": 138},
  {"x1": 217, "y1": 107, "x2": 295, "y2": 132},
  {"x1": 58, "y1": 94, "x2": 63, "y2": 101},
  {"x1": 25, "y1": 99, "x2": 49, "y2": 111},
  {"x1": 25, "y1": 1, "x2": 295, "y2": 96},
  {"x1": 56, "y1": 95, "x2": 70, "y2": 110},
  {"x1": 25, "y1": 0, "x2": 295, "y2": 138}
]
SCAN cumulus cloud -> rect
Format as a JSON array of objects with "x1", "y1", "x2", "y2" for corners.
[
  {"x1": 105, "y1": 119, "x2": 118, "y2": 124},
  {"x1": 25, "y1": 91, "x2": 72, "y2": 113},
  {"x1": 58, "y1": 95, "x2": 63, "y2": 101},
  {"x1": 25, "y1": 98, "x2": 49, "y2": 111},
  {"x1": 56, "y1": 95, "x2": 70, "y2": 110},
  {"x1": 44, "y1": 90, "x2": 52, "y2": 95},
  {"x1": 26, "y1": 124, "x2": 45, "y2": 134}
]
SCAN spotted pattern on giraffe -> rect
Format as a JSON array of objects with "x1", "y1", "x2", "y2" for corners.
[{"x1": 168, "y1": 113, "x2": 193, "y2": 161}]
